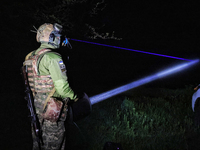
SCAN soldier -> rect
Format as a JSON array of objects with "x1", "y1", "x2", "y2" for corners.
[{"x1": 23, "y1": 23, "x2": 78, "y2": 150}]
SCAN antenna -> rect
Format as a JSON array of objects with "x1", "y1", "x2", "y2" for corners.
[{"x1": 30, "y1": 25, "x2": 38, "y2": 33}]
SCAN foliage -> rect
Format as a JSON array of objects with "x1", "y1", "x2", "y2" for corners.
[
  {"x1": 31, "y1": 0, "x2": 120, "y2": 40},
  {"x1": 76, "y1": 85, "x2": 200, "y2": 150}
]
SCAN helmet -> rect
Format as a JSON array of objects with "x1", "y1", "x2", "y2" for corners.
[{"x1": 36, "y1": 23, "x2": 62, "y2": 48}]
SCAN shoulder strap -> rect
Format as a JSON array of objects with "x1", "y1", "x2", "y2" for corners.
[
  {"x1": 43, "y1": 87, "x2": 56, "y2": 110},
  {"x1": 36, "y1": 51, "x2": 51, "y2": 75},
  {"x1": 25, "y1": 51, "x2": 36, "y2": 61}
]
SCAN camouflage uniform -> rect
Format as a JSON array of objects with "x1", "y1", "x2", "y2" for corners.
[
  {"x1": 32, "y1": 118, "x2": 66, "y2": 150},
  {"x1": 24, "y1": 42, "x2": 77, "y2": 150}
]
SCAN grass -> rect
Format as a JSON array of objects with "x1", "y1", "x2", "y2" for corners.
[
  {"x1": 74, "y1": 85, "x2": 200, "y2": 150},
  {"x1": 3, "y1": 85, "x2": 200, "y2": 150}
]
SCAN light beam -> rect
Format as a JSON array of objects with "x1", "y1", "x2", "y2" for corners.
[
  {"x1": 89, "y1": 59, "x2": 199, "y2": 105},
  {"x1": 70, "y1": 39, "x2": 192, "y2": 61}
]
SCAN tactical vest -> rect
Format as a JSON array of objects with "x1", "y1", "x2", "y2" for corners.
[{"x1": 23, "y1": 49, "x2": 57, "y2": 114}]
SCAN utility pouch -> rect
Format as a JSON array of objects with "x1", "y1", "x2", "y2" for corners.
[
  {"x1": 59, "y1": 98, "x2": 69, "y2": 121},
  {"x1": 42, "y1": 97, "x2": 63, "y2": 122},
  {"x1": 42, "y1": 88, "x2": 65, "y2": 122}
]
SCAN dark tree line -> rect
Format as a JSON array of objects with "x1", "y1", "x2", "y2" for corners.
[{"x1": 27, "y1": 0, "x2": 118, "y2": 39}]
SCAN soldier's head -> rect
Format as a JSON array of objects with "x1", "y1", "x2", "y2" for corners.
[{"x1": 36, "y1": 23, "x2": 62, "y2": 48}]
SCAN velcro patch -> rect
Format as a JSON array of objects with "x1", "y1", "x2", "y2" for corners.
[{"x1": 59, "y1": 61, "x2": 66, "y2": 73}]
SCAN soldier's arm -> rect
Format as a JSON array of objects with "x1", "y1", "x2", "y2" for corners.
[{"x1": 42, "y1": 53, "x2": 77, "y2": 100}]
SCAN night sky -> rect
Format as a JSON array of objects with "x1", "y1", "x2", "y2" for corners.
[
  {"x1": 1, "y1": 1, "x2": 200, "y2": 93},
  {"x1": 1, "y1": 0, "x2": 200, "y2": 149},
  {"x1": 68, "y1": 1, "x2": 200, "y2": 95}
]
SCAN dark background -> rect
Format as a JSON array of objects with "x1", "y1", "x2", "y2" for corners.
[{"x1": 1, "y1": 0, "x2": 200, "y2": 149}]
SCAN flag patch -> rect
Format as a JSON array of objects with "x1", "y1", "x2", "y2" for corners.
[
  {"x1": 58, "y1": 61, "x2": 66, "y2": 73},
  {"x1": 59, "y1": 61, "x2": 63, "y2": 65}
]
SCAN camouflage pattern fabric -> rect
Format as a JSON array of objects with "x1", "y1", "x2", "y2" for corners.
[
  {"x1": 24, "y1": 49, "x2": 55, "y2": 94},
  {"x1": 24, "y1": 42, "x2": 77, "y2": 100},
  {"x1": 34, "y1": 93, "x2": 49, "y2": 115},
  {"x1": 24, "y1": 43, "x2": 77, "y2": 149},
  {"x1": 32, "y1": 94, "x2": 68, "y2": 150},
  {"x1": 42, "y1": 97, "x2": 63, "y2": 122},
  {"x1": 32, "y1": 117, "x2": 66, "y2": 150}
]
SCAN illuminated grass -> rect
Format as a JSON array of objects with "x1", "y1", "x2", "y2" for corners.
[{"x1": 77, "y1": 85, "x2": 200, "y2": 150}]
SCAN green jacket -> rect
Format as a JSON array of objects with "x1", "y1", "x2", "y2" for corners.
[{"x1": 33, "y1": 42, "x2": 77, "y2": 100}]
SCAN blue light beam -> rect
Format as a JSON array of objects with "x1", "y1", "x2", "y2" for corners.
[
  {"x1": 70, "y1": 39, "x2": 192, "y2": 61},
  {"x1": 90, "y1": 59, "x2": 199, "y2": 105}
]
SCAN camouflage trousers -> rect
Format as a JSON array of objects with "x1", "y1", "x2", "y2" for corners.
[{"x1": 32, "y1": 119, "x2": 66, "y2": 150}]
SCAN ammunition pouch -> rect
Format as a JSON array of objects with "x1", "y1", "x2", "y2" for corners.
[{"x1": 42, "y1": 97, "x2": 63, "y2": 122}]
